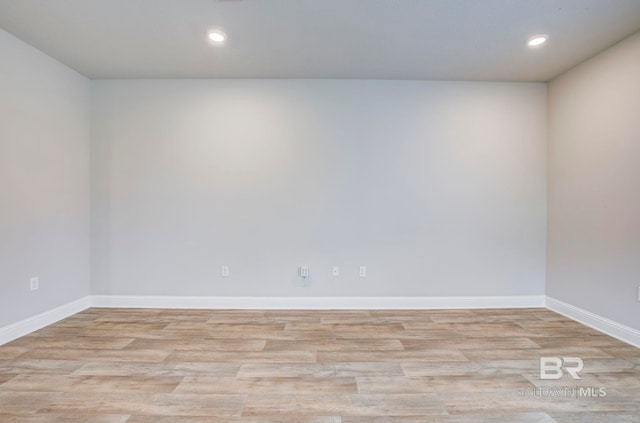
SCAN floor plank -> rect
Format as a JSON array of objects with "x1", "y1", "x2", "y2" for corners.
[{"x1": 0, "y1": 307, "x2": 638, "y2": 421}]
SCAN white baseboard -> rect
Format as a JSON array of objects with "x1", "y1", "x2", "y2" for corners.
[
  {"x1": 90, "y1": 295, "x2": 545, "y2": 310},
  {"x1": 0, "y1": 295, "x2": 546, "y2": 346},
  {"x1": 16, "y1": 295, "x2": 615, "y2": 347},
  {"x1": 6, "y1": 295, "x2": 637, "y2": 349},
  {"x1": 0, "y1": 296, "x2": 91, "y2": 346},
  {"x1": 546, "y1": 297, "x2": 640, "y2": 348}
]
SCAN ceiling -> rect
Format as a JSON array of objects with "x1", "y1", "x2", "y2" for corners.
[{"x1": 1, "y1": 0, "x2": 639, "y2": 81}]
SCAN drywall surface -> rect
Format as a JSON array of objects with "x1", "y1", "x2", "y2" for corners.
[
  {"x1": 91, "y1": 79, "x2": 547, "y2": 297},
  {"x1": 547, "y1": 31, "x2": 640, "y2": 330},
  {"x1": 0, "y1": 29, "x2": 90, "y2": 326}
]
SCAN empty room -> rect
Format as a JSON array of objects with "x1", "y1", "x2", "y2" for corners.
[{"x1": 0, "y1": 0, "x2": 639, "y2": 421}]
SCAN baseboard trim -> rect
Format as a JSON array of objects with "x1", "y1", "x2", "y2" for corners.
[
  {"x1": 0, "y1": 294, "x2": 551, "y2": 346},
  {"x1": 90, "y1": 295, "x2": 545, "y2": 310},
  {"x1": 6, "y1": 296, "x2": 636, "y2": 348},
  {"x1": 0, "y1": 296, "x2": 91, "y2": 346},
  {"x1": 546, "y1": 297, "x2": 640, "y2": 348}
]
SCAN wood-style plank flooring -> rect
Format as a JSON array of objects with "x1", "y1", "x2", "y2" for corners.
[{"x1": 0, "y1": 308, "x2": 638, "y2": 422}]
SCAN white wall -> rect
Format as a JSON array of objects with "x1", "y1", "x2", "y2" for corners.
[
  {"x1": 91, "y1": 79, "x2": 547, "y2": 298},
  {"x1": 547, "y1": 31, "x2": 640, "y2": 330},
  {"x1": 0, "y1": 30, "x2": 90, "y2": 326}
]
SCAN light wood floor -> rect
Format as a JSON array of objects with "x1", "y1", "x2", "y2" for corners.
[{"x1": 0, "y1": 308, "x2": 638, "y2": 422}]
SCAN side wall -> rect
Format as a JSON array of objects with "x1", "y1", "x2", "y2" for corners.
[
  {"x1": 91, "y1": 79, "x2": 547, "y2": 298},
  {"x1": 547, "y1": 31, "x2": 640, "y2": 330},
  {"x1": 0, "y1": 30, "x2": 91, "y2": 326}
]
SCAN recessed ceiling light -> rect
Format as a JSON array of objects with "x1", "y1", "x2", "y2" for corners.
[
  {"x1": 527, "y1": 34, "x2": 548, "y2": 48},
  {"x1": 207, "y1": 30, "x2": 226, "y2": 44}
]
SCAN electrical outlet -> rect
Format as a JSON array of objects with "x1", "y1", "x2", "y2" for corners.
[
  {"x1": 359, "y1": 266, "x2": 367, "y2": 277},
  {"x1": 300, "y1": 266, "x2": 310, "y2": 278},
  {"x1": 30, "y1": 277, "x2": 39, "y2": 291},
  {"x1": 220, "y1": 265, "x2": 230, "y2": 277},
  {"x1": 332, "y1": 266, "x2": 340, "y2": 277}
]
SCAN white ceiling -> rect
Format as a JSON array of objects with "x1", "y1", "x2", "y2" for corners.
[{"x1": 1, "y1": 0, "x2": 639, "y2": 81}]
